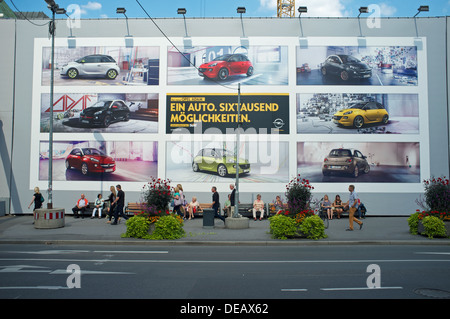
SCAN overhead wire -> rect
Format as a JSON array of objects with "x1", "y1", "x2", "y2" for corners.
[{"x1": 8, "y1": 0, "x2": 50, "y2": 27}]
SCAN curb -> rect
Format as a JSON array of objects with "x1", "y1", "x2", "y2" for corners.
[{"x1": 1, "y1": 239, "x2": 449, "y2": 246}]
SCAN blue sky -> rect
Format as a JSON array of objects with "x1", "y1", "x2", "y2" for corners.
[{"x1": 5, "y1": 0, "x2": 449, "y2": 18}]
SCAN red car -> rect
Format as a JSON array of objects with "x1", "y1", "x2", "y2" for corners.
[
  {"x1": 199, "y1": 54, "x2": 253, "y2": 80},
  {"x1": 65, "y1": 147, "x2": 115, "y2": 175}
]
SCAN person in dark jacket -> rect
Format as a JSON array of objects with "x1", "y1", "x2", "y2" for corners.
[{"x1": 212, "y1": 186, "x2": 225, "y2": 223}]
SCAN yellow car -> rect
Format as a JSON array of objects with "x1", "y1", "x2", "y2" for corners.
[{"x1": 333, "y1": 101, "x2": 389, "y2": 129}]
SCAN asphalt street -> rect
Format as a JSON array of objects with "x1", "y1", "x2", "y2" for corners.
[{"x1": 0, "y1": 244, "x2": 449, "y2": 301}]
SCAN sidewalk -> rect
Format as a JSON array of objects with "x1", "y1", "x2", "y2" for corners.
[{"x1": 0, "y1": 214, "x2": 449, "y2": 245}]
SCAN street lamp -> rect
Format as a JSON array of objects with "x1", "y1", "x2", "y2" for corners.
[
  {"x1": 298, "y1": 6, "x2": 307, "y2": 16},
  {"x1": 44, "y1": 0, "x2": 66, "y2": 209},
  {"x1": 116, "y1": 7, "x2": 133, "y2": 47},
  {"x1": 358, "y1": 6, "x2": 368, "y2": 17},
  {"x1": 414, "y1": 5, "x2": 429, "y2": 17},
  {"x1": 177, "y1": 8, "x2": 192, "y2": 48},
  {"x1": 237, "y1": 7, "x2": 248, "y2": 47}
]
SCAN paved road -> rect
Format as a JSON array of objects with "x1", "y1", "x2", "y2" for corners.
[{"x1": 1, "y1": 244, "x2": 449, "y2": 302}]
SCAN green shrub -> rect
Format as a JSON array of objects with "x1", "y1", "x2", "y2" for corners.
[
  {"x1": 122, "y1": 216, "x2": 150, "y2": 239},
  {"x1": 408, "y1": 212, "x2": 420, "y2": 235},
  {"x1": 268, "y1": 214, "x2": 297, "y2": 240},
  {"x1": 299, "y1": 215, "x2": 327, "y2": 240},
  {"x1": 148, "y1": 215, "x2": 185, "y2": 240},
  {"x1": 422, "y1": 216, "x2": 448, "y2": 239}
]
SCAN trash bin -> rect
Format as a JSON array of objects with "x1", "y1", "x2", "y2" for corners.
[{"x1": 202, "y1": 208, "x2": 215, "y2": 229}]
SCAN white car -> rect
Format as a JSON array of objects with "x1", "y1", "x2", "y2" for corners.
[{"x1": 60, "y1": 54, "x2": 120, "y2": 80}]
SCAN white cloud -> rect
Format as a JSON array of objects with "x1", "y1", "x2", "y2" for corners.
[
  {"x1": 378, "y1": 3, "x2": 397, "y2": 17},
  {"x1": 259, "y1": 0, "x2": 345, "y2": 17},
  {"x1": 81, "y1": 2, "x2": 102, "y2": 11}
]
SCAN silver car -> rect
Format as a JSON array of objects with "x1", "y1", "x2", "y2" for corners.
[{"x1": 60, "y1": 54, "x2": 120, "y2": 80}]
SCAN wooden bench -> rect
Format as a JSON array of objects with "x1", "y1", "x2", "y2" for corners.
[
  {"x1": 125, "y1": 202, "x2": 145, "y2": 216},
  {"x1": 192, "y1": 203, "x2": 212, "y2": 217},
  {"x1": 268, "y1": 203, "x2": 289, "y2": 216}
]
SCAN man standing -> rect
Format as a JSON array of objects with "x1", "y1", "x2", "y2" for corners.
[
  {"x1": 72, "y1": 194, "x2": 88, "y2": 218},
  {"x1": 212, "y1": 186, "x2": 225, "y2": 223},
  {"x1": 229, "y1": 184, "x2": 236, "y2": 217},
  {"x1": 345, "y1": 185, "x2": 363, "y2": 231},
  {"x1": 111, "y1": 184, "x2": 128, "y2": 225}
]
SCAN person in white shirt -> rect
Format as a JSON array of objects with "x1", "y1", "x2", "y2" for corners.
[
  {"x1": 252, "y1": 194, "x2": 265, "y2": 221},
  {"x1": 91, "y1": 194, "x2": 104, "y2": 219}
]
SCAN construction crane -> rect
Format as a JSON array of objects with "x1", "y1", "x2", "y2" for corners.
[{"x1": 277, "y1": 0, "x2": 295, "y2": 17}]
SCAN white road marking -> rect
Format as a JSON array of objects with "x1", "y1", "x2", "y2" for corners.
[
  {"x1": 282, "y1": 287, "x2": 403, "y2": 292},
  {"x1": 0, "y1": 286, "x2": 70, "y2": 290},
  {"x1": 93, "y1": 250, "x2": 168, "y2": 254},
  {"x1": 415, "y1": 252, "x2": 450, "y2": 255},
  {"x1": 1, "y1": 258, "x2": 450, "y2": 264}
]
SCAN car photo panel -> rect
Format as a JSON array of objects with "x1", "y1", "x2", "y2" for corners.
[
  {"x1": 296, "y1": 45, "x2": 417, "y2": 86},
  {"x1": 296, "y1": 93, "x2": 419, "y2": 134},
  {"x1": 39, "y1": 140, "x2": 158, "y2": 182},
  {"x1": 41, "y1": 46, "x2": 160, "y2": 86},
  {"x1": 166, "y1": 140, "x2": 289, "y2": 183},
  {"x1": 297, "y1": 142, "x2": 420, "y2": 183},
  {"x1": 167, "y1": 45, "x2": 289, "y2": 85},
  {"x1": 39, "y1": 93, "x2": 159, "y2": 133}
]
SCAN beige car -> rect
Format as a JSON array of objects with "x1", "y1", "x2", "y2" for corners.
[{"x1": 322, "y1": 148, "x2": 370, "y2": 178}]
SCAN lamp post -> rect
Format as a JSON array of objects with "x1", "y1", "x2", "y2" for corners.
[
  {"x1": 44, "y1": 0, "x2": 65, "y2": 209},
  {"x1": 234, "y1": 83, "x2": 241, "y2": 218}
]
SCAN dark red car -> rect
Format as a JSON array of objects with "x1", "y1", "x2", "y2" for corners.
[
  {"x1": 199, "y1": 54, "x2": 253, "y2": 80},
  {"x1": 65, "y1": 147, "x2": 115, "y2": 175}
]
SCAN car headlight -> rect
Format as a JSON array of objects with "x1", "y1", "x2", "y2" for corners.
[
  {"x1": 209, "y1": 63, "x2": 218, "y2": 67},
  {"x1": 343, "y1": 111, "x2": 353, "y2": 115},
  {"x1": 90, "y1": 157, "x2": 99, "y2": 162},
  {"x1": 94, "y1": 111, "x2": 102, "y2": 116}
]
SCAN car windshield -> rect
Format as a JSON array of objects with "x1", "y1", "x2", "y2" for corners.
[
  {"x1": 329, "y1": 149, "x2": 352, "y2": 157},
  {"x1": 340, "y1": 55, "x2": 360, "y2": 63},
  {"x1": 212, "y1": 55, "x2": 232, "y2": 62},
  {"x1": 90, "y1": 101, "x2": 113, "y2": 109},
  {"x1": 214, "y1": 149, "x2": 234, "y2": 157},
  {"x1": 82, "y1": 148, "x2": 106, "y2": 156},
  {"x1": 348, "y1": 103, "x2": 366, "y2": 110}
]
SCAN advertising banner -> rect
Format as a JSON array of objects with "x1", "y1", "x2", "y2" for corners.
[
  {"x1": 39, "y1": 140, "x2": 158, "y2": 182},
  {"x1": 40, "y1": 93, "x2": 159, "y2": 133},
  {"x1": 166, "y1": 94, "x2": 289, "y2": 134},
  {"x1": 167, "y1": 45, "x2": 288, "y2": 86},
  {"x1": 166, "y1": 141, "x2": 289, "y2": 183},
  {"x1": 296, "y1": 93, "x2": 419, "y2": 134},
  {"x1": 41, "y1": 46, "x2": 160, "y2": 86},
  {"x1": 296, "y1": 45, "x2": 418, "y2": 86},
  {"x1": 297, "y1": 142, "x2": 420, "y2": 183}
]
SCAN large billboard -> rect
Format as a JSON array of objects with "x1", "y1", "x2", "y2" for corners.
[{"x1": 30, "y1": 36, "x2": 428, "y2": 193}]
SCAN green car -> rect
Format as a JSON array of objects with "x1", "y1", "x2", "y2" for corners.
[{"x1": 192, "y1": 148, "x2": 250, "y2": 177}]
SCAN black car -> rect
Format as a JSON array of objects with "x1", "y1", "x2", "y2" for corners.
[
  {"x1": 79, "y1": 100, "x2": 130, "y2": 127},
  {"x1": 321, "y1": 55, "x2": 372, "y2": 81}
]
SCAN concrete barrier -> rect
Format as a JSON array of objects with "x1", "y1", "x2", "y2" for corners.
[
  {"x1": 225, "y1": 217, "x2": 250, "y2": 229},
  {"x1": 34, "y1": 208, "x2": 65, "y2": 229}
]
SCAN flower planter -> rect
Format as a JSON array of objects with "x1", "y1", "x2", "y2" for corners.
[{"x1": 418, "y1": 220, "x2": 450, "y2": 237}]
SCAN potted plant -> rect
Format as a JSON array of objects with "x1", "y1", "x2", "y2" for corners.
[
  {"x1": 269, "y1": 174, "x2": 326, "y2": 240},
  {"x1": 413, "y1": 176, "x2": 450, "y2": 238}
]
